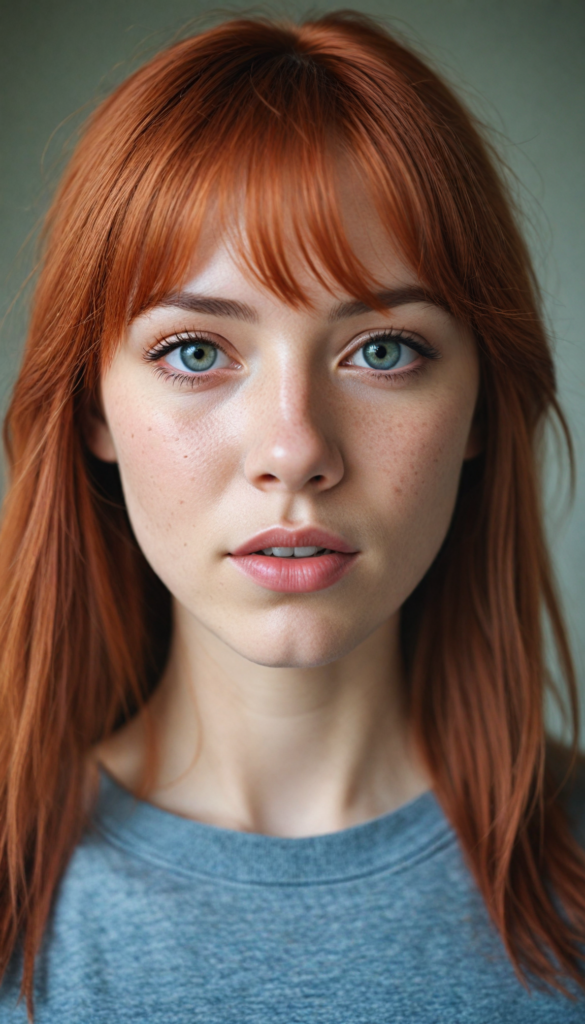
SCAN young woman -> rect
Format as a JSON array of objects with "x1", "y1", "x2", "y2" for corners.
[{"x1": 0, "y1": 10, "x2": 583, "y2": 1022}]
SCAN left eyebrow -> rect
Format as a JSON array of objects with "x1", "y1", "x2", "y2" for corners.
[
  {"x1": 155, "y1": 293, "x2": 258, "y2": 323},
  {"x1": 328, "y1": 287, "x2": 440, "y2": 322}
]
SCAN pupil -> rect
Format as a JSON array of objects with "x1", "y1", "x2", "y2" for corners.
[
  {"x1": 363, "y1": 338, "x2": 400, "y2": 370},
  {"x1": 180, "y1": 342, "x2": 217, "y2": 372}
]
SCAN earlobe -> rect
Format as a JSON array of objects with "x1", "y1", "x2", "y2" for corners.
[{"x1": 81, "y1": 397, "x2": 118, "y2": 464}]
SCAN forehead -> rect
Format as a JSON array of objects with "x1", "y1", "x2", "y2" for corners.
[
  {"x1": 122, "y1": 152, "x2": 443, "y2": 342},
  {"x1": 174, "y1": 180, "x2": 421, "y2": 316}
]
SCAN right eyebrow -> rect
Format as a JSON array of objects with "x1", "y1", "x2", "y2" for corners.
[
  {"x1": 155, "y1": 293, "x2": 258, "y2": 324},
  {"x1": 327, "y1": 287, "x2": 439, "y2": 321}
]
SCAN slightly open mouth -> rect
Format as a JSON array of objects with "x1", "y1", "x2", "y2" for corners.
[
  {"x1": 230, "y1": 545, "x2": 357, "y2": 593},
  {"x1": 255, "y1": 547, "x2": 333, "y2": 558}
]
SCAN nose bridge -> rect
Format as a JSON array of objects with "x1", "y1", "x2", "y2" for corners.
[
  {"x1": 244, "y1": 348, "x2": 343, "y2": 493},
  {"x1": 271, "y1": 358, "x2": 318, "y2": 440}
]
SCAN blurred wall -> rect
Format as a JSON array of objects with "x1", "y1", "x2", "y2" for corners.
[{"x1": 1, "y1": 0, "x2": 584, "y2": 733}]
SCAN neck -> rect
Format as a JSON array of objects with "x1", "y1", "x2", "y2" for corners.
[{"x1": 95, "y1": 604, "x2": 430, "y2": 837}]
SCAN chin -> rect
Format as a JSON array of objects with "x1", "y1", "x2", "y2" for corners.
[{"x1": 216, "y1": 609, "x2": 374, "y2": 669}]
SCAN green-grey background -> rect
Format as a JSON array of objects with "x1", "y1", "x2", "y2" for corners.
[{"x1": 1, "y1": 0, "x2": 584, "y2": 737}]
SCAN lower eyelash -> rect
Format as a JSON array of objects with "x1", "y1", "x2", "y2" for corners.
[
  {"x1": 152, "y1": 366, "x2": 220, "y2": 388},
  {"x1": 153, "y1": 359, "x2": 426, "y2": 389},
  {"x1": 369, "y1": 364, "x2": 425, "y2": 384}
]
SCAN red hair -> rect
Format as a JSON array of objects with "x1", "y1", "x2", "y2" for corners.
[{"x1": 1, "y1": 11, "x2": 584, "y2": 1018}]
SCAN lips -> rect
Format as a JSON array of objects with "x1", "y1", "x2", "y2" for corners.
[
  {"x1": 229, "y1": 528, "x2": 359, "y2": 593},
  {"x1": 231, "y1": 528, "x2": 356, "y2": 558}
]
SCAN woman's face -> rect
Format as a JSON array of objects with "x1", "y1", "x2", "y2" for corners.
[{"x1": 90, "y1": 185, "x2": 480, "y2": 667}]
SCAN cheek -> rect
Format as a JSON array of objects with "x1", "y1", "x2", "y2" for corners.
[
  {"x1": 354, "y1": 383, "x2": 471, "y2": 486},
  {"x1": 350, "y1": 389, "x2": 475, "y2": 582},
  {"x1": 104, "y1": 386, "x2": 241, "y2": 570},
  {"x1": 373, "y1": 410, "x2": 462, "y2": 502}
]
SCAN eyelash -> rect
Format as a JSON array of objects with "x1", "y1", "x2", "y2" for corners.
[
  {"x1": 146, "y1": 331, "x2": 235, "y2": 389},
  {"x1": 145, "y1": 328, "x2": 440, "y2": 389},
  {"x1": 342, "y1": 329, "x2": 439, "y2": 384}
]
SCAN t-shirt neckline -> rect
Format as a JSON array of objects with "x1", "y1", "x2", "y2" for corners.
[{"x1": 93, "y1": 765, "x2": 453, "y2": 886}]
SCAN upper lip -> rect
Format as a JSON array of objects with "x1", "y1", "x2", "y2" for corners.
[{"x1": 230, "y1": 527, "x2": 358, "y2": 557}]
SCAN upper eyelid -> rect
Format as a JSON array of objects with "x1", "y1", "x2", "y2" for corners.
[
  {"x1": 341, "y1": 328, "x2": 440, "y2": 362},
  {"x1": 144, "y1": 331, "x2": 234, "y2": 363},
  {"x1": 143, "y1": 325, "x2": 440, "y2": 365}
]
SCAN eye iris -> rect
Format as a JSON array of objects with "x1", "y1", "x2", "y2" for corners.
[
  {"x1": 362, "y1": 339, "x2": 400, "y2": 370},
  {"x1": 179, "y1": 342, "x2": 217, "y2": 372}
]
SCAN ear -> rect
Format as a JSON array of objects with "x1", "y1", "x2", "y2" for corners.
[{"x1": 81, "y1": 393, "x2": 118, "y2": 463}]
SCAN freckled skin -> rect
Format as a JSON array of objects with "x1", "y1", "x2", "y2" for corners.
[{"x1": 89, "y1": 190, "x2": 480, "y2": 672}]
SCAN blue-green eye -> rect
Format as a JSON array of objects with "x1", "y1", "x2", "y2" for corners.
[
  {"x1": 362, "y1": 339, "x2": 400, "y2": 369},
  {"x1": 348, "y1": 335, "x2": 418, "y2": 372},
  {"x1": 164, "y1": 339, "x2": 231, "y2": 374},
  {"x1": 178, "y1": 342, "x2": 217, "y2": 372}
]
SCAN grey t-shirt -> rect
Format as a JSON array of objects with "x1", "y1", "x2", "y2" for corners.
[{"x1": 1, "y1": 765, "x2": 584, "y2": 1022}]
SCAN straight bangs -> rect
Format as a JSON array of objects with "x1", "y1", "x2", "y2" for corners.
[{"x1": 90, "y1": 16, "x2": 498, "y2": 381}]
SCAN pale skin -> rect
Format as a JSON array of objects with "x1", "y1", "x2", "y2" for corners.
[{"x1": 89, "y1": 180, "x2": 481, "y2": 838}]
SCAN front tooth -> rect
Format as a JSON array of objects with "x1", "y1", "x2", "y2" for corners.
[
  {"x1": 262, "y1": 548, "x2": 274, "y2": 556},
  {"x1": 272, "y1": 547, "x2": 294, "y2": 557},
  {"x1": 293, "y1": 546, "x2": 319, "y2": 557}
]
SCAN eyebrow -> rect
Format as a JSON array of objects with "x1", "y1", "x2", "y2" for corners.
[
  {"x1": 155, "y1": 286, "x2": 439, "y2": 324},
  {"x1": 157, "y1": 293, "x2": 258, "y2": 323},
  {"x1": 327, "y1": 287, "x2": 439, "y2": 321}
]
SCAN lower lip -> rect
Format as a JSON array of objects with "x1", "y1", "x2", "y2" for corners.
[{"x1": 229, "y1": 551, "x2": 358, "y2": 593}]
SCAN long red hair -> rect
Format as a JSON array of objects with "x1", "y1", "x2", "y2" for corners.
[{"x1": 1, "y1": 11, "x2": 584, "y2": 1018}]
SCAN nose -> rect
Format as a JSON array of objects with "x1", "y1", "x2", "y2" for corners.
[{"x1": 243, "y1": 368, "x2": 344, "y2": 494}]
